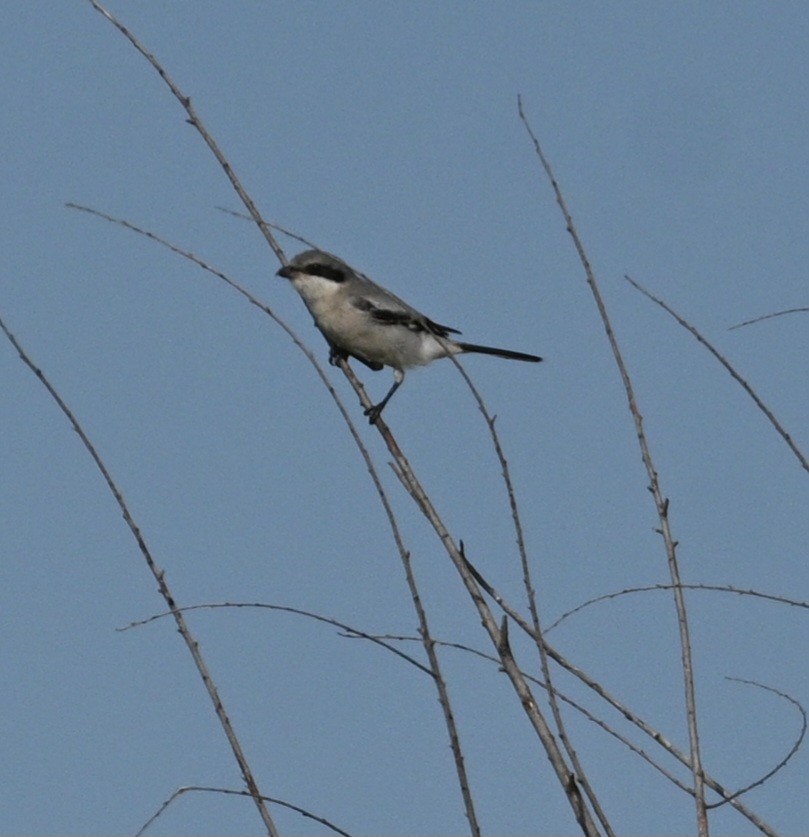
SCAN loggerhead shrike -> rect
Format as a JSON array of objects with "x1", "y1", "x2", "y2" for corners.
[{"x1": 277, "y1": 249, "x2": 542, "y2": 423}]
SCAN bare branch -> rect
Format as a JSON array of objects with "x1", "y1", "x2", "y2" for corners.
[
  {"x1": 85, "y1": 0, "x2": 285, "y2": 263},
  {"x1": 130, "y1": 589, "x2": 784, "y2": 837},
  {"x1": 136, "y1": 785, "x2": 352, "y2": 837},
  {"x1": 625, "y1": 275, "x2": 808, "y2": 474},
  {"x1": 0, "y1": 314, "x2": 278, "y2": 837},
  {"x1": 730, "y1": 307, "x2": 809, "y2": 330},
  {"x1": 547, "y1": 583, "x2": 809, "y2": 633},
  {"x1": 453, "y1": 359, "x2": 613, "y2": 833},
  {"x1": 118, "y1": 601, "x2": 434, "y2": 676},
  {"x1": 215, "y1": 206, "x2": 320, "y2": 250},
  {"x1": 519, "y1": 97, "x2": 708, "y2": 836},
  {"x1": 706, "y1": 678, "x2": 806, "y2": 809}
]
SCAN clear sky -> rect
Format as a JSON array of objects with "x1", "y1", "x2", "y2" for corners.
[{"x1": 2, "y1": 3, "x2": 808, "y2": 835}]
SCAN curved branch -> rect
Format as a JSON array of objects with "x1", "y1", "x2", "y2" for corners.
[
  {"x1": 119, "y1": 601, "x2": 433, "y2": 676},
  {"x1": 706, "y1": 678, "x2": 806, "y2": 809},
  {"x1": 730, "y1": 307, "x2": 809, "y2": 330},
  {"x1": 625, "y1": 275, "x2": 808, "y2": 474},
  {"x1": 547, "y1": 583, "x2": 809, "y2": 633},
  {"x1": 86, "y1": 0, "x2": 285, "y2": 264},
  {"x1": 0, "y1": 314, "x2": 278, "y2": 837},
  {"x1": 214, "y1": 207, "x2": 320, "y2": 250},
  {"x1": 136, "y1": 785, "x2": 352, "y2": 837}
]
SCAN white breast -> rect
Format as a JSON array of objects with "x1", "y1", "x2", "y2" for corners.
[{"x1": 291, "y1": 273, "x2": 460, "y2": 370}]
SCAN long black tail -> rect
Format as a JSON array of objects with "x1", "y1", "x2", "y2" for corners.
[{"x1": 458, "y1": 342, "x2": 542, "y2": 363}]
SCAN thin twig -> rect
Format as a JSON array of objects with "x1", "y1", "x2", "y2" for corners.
[
  {"x1": 458, "y1": 537, "x2": 728, "y2": 820},
  {"x1": 625, "y1": 275, "x2": 808, "y2": 474},
  {"x1": 136, "y1": 785, "x2": 352, "y2": 837},
  {"x1": 330, "y1": 363, "x2": 483, "y2": 836},
  {"x1": 547, "y1": 583, "x2": 809, "y2": 633},
  {"x1": 729, "y1": 307, "x2": 809, "y2": 330},
  {"x1": 214, "y1": 206, "x2": 320, "y2": 250},
  {"x1": 519, "y1": 96, "x2": 708, "y2": 836},
  {"x1": 706, "y1": 678, "x2": 806, "y2": 809},
  {"x1": 86, "y1": 0, "x2": 285, "y2": 264},
  {"x1": 0, "y1": 314, "x2": 278, "y2": 837},
  {"x1": 64, "y1": 204, "x2": 309, "y2": 370},
  {"x1": 119, "y1": 601, "x2": 434, "y2": 676},
  {"x1": 125, "y1": 581, "x2": 783, "y2": 837},
  {"x1": 450, "y1": 360, "x2": 613, "y2": 837}
]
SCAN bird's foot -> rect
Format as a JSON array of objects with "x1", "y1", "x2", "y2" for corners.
[
  {"x1": 328, "y1": 346, "x2": 348, "y2": 367},
  {"x1": 364, "y1": 403, "x2": 383, "y2": 425}
]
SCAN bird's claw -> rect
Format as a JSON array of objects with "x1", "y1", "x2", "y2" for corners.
[{"x1": 364, "y1": 404, "x2": 382, "y2": 425}]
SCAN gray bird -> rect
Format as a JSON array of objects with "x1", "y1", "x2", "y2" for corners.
[{"x1": 278, "y1": 249, "x2": 542, "y2": 423}]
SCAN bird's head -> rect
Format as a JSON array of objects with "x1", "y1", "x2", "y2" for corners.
[{"x1": 276, "y1": 250, "x2": 350, "y2": 284}]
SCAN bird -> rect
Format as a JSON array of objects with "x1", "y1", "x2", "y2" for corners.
[{"x1": 277, "y1": 249, "x2": 542, "y2": 423}]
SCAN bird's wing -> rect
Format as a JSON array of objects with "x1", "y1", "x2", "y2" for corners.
[{"x1": 350, "y1": 294, "x2": 461, "y2": 337}]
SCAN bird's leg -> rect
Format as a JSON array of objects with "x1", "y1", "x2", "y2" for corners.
[{"x1": 364, "y1": 369, "x2": 404, "y2": 424}]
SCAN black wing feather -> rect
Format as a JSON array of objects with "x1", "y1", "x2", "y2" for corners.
[
  {"x1": 351, "y1": 298, "x2": 461, "y2": 337},
  {"x1": 424, "y1": 316, "x2": 462, "y2": 337}
]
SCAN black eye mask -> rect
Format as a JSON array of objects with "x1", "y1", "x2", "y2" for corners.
[{"x1": 301, "y1": 263, "x2": 347, "y2": 283}]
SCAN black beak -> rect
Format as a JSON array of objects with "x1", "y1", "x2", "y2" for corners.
[{"x1": 276, "y1": 264, "x2": 295, "y2": 279}]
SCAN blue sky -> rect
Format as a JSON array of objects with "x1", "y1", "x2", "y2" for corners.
[{"x1": 2, "y1": 3, "x2": 808, "y2": 835}]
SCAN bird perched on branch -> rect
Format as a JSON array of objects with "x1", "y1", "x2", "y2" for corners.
[{"x1": 278, "y1": 249, "x2": 542, "y2": 423}]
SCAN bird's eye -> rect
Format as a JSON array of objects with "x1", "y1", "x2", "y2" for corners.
[{"x1": 302, "y1": 263, "x2": 346, "y2": 283}]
